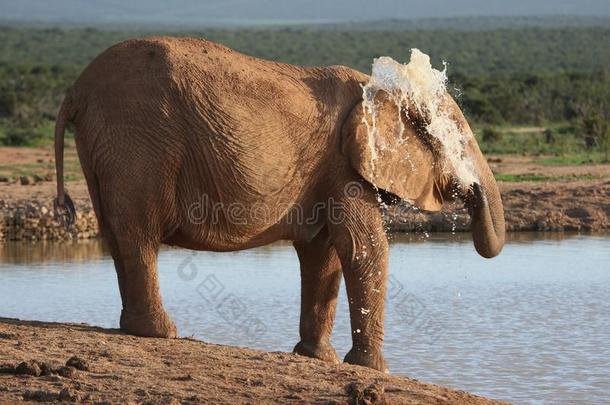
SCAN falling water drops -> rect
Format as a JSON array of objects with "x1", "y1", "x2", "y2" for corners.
[{"x1": 361, "y1": 49, "x2": 479, "y2": 189}]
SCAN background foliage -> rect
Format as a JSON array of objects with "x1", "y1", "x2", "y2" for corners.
[{"x1": 0, "y1": 19, "x2": 608, "y2": 159}]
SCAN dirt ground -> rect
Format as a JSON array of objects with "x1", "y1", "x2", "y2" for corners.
[{"x1": 0, "y1": 318, "x2": 503, "y2": 405}]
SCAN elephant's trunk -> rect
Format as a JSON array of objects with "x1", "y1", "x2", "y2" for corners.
[
  {"x1": 438, "y1": 95, "x2": 505, "y2": 258},
  {"x1": 467, "y1": 147, "x2": 505, "y2": 258}
]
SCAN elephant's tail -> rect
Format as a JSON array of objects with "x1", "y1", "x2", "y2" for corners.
[{"x1": 54, "y1": 91, "x2": 76, "y2": 227}]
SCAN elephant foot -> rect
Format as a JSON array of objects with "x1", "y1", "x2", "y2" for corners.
[
  {"x1": 293, "y1": 340, "x2": 340, "y2": 364},
  {"x1": 120, "y1": 308, "x2": 177, "y2": 338},
  {"x1": 344, "y1": 346, "x2": 388, "y2": 373}
]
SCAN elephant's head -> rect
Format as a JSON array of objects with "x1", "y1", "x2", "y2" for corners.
[{"x1": 341, "y1": 89, "x2": 505, "y2": 258}]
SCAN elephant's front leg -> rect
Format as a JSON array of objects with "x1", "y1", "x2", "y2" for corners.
[
  {"x1": 293, "y1": 227, "x2": 342, "y2": 363},
  {"x1": 328, "y1": 184, "x2": 389, "y2": 372}
]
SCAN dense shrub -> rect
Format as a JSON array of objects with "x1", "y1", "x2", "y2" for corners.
[{"x1": 0, "y1": 24, "x2": 607, "y2": 154}]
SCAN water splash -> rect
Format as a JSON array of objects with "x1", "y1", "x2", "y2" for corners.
[{"x1": 361, "y1": 49, "x2": 478, "y2": 188}]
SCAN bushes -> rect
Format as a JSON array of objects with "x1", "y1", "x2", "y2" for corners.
[
  {"x1": 0, "y1": 25, "x2": 607, "y2": 155},
  {"x1": 0, "y1": 63, "x2": 75, "y2": 146},
  {"x1": 481, "y1": 127, "x2": 503, "y2": 143},
  {"x1": 0, "y1": 64, "x2": 76, "y2": 122},
  {"x1": 578, "y1": 108, "x2": 610, "y2": 161},
  {"x1": 454, "y1": 71, "x2": 610, "y2": 126},
  {"x1": 0, "y1": 121, "x2": 51, "y2": 146}
]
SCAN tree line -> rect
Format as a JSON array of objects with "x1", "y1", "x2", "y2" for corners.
[{"x1": 0, "y1": 24, "x2": 608, "y2": 157}]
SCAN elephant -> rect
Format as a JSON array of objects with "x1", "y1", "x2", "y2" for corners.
[{"x1": 53, "y1": 37, "x2": 504, "y2": 372}]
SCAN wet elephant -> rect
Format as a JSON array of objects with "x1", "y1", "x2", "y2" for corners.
[{"x1": 54, "y1": 37, "x2": 504, "y2": 371}]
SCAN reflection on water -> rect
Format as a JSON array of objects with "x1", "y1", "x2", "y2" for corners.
[
  {"x1": 0, "y1": 239, "x2": 107, "y2": 264},
  {"x1": 1, "y1": 233, "x2": 609, "y2": 404},
  {"x1": 0, "y1": 232, "x2": 588, "y2": 264}
]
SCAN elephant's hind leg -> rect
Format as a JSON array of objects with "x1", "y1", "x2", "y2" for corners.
[
  {"x1": 103, "y1": 209, "x2": 177, "y2": 338},
  {"x1": 292, "y1": 227, "x2": 342, "y2": 364}
]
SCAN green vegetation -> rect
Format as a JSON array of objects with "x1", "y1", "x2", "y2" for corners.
[
  {"x1": 538, "y1": 153, "x2": 608, "y2": 166},
  {"x1": 0, "y1": 64, "x2": 78, "y2": 145},
  {"x1": 0, "y1": 23, "x2": 608, "y2": 161},
  {"x1": 494, "y1": 174, "x2": 555, "y2": 182},
  {"x1": 494, "y1": 173, "x2": 603, "y2": 183}
]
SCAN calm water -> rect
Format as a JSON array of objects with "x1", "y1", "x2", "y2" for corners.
[{"x1": 1, "y1": 233, "x2": 609, "y2": 404}]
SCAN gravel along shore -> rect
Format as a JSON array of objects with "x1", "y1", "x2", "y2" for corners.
[
  {"x1": 2, "y1": 145, "x2": 610, "y2": 240},
  {"x1": 1, "y1": 178, "x2": 609, "y2": 241}
]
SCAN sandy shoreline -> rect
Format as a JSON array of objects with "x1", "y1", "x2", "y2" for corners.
[{"x1": 0, "y1": 318, "x2": 504, "y2": 404}]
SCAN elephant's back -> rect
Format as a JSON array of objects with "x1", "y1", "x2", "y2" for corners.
[
  {"x1": 71, "y1": 36, "x2": 310, "y2": 103},
  {"x1": 68, "y1": 36, "x2": 333, "y2": 144}
]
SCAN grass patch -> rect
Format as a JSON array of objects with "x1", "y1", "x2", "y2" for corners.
[
  {"x1": 0, "y1": 153, "x2": 82, "y2": 181},
  {"x1": 538, "y1": 153, "x2": 608, "y2": 166},
  {"x1": 474, "y1": 123, "x2": 589, "y2": 156},
  {"x1": 495, "y1": 173, "x2": 602, "y2": 182},
  {"x1": 495, "y1": 173, "x2": 553, "y2": 182}
]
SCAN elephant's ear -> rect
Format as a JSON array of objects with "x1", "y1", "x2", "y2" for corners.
[{"x1": 341, "y1": 92, "x2": 444, "y2": 211}]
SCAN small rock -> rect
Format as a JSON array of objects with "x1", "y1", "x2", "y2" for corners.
[
  {"x1": 0, "y1": 364, "x2": 16, "y2": 374},
  {"x1": 19, "y1": 176, "x2": 31, "y2": 186},
  {"x1": 135, "y1": 388, "x2": 147, "y2": 397},
  {"x1": 284, "y1": 393, "x2": 303, "y2": 400},
  {"x1": 39, "y1": 362, "x2": 56, "y2": 376},
  {"x1": 32, "y1": 174, "x2": 44, "y2": 183},
  {"x1": 66, "y1": 356, "x2": 89, "y2": 371},
  {"x1": 15, "y1": 361, "x2": 42, "y2": 377},
  {"x1": 346, "y1": 382, "x2": 387, "y2": 405},
  {"x1": 0, "y1": 176, "x2": 9, "y2": 182},
  {"x1": 565, "y1": 207, "x2": 591, "y2": 219},
  {"x1": 23, "y1": 389, "x2": 58, "y2": 402},
  {"x1": 56, "y1": 366, "x2": 76, "y2": 378},
  {"x1": 58, "y1": 387, "x2": 77, "y2": 401}
]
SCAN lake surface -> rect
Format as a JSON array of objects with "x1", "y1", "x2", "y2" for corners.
[{"x1": 1, "y1": 233, "x2": 609, "y2": 404}]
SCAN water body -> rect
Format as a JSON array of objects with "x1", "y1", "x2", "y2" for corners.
[{"x1": 1, "y1": 233, "x2": 608, "y2": 403}]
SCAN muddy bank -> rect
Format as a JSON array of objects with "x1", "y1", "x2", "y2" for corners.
[
  {"x1": 1, "y1": 179, "x2": 610, "y2": 241},
  {"x1": 2, "y1": 146, "x2": 610, "y2": 240},
  {"x1": 385, "y1": 180, "x2": 610, "y2": 233},
  {"x1": 0, "y1": 318, "x2": 502, "y2": 404}
]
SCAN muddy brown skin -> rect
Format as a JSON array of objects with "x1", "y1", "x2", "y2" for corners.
[{"x1": 53, "y1": 37, "x2": 504, "y2": 371}]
